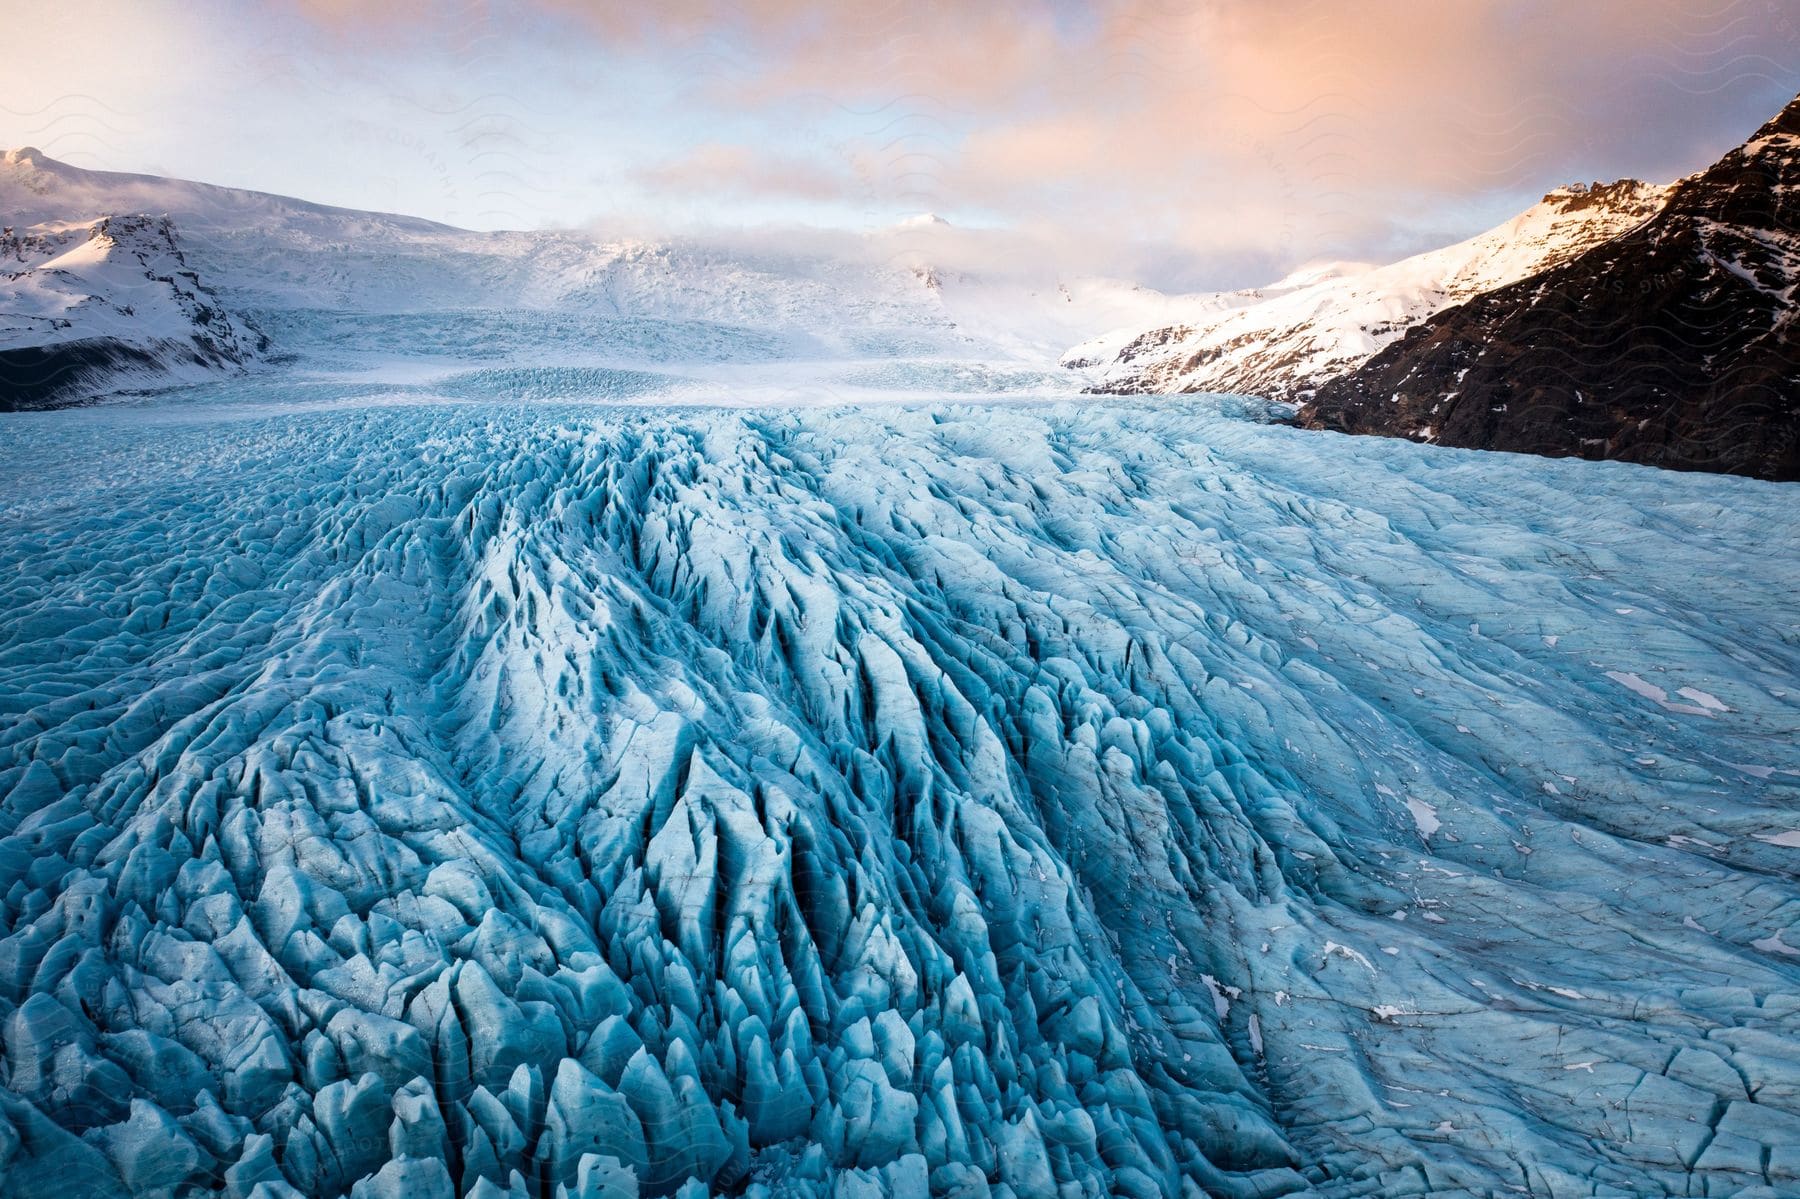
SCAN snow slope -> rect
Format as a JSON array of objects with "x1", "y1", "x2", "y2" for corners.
[
  {"x1": 1, "y1": 391, "x2": 1796, "y2": 1198},
  {"x1": 1073, "y1": 181, "x2": 1671, "y2": 399},
  {"x1": 0, "y1": 145, "x2": 926, "y2": 361}
]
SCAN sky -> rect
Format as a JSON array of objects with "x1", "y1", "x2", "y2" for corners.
[{"x1": 3, "y1": 0, "x2": 1796, "y2": 290}]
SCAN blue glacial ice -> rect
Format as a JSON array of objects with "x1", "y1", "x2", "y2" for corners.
[{"x1": 0, "y1": 394, "x2": 1797, "y2": 1198}]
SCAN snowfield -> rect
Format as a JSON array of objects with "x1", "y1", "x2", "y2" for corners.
[{"x1": 2, "y1": 388, "x2": 1797, "y2": 1199}]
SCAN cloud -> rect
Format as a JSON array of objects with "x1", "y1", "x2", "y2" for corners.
[
  {"x1": 36, "y1": 0, "x2": 1800, "y2": 286},
  {"x1": 633, "y1": 142, "x2": 855, "y2": 203},
  {"x1": 789, "y1": 2, "x2": 1797, "y2": 252}
]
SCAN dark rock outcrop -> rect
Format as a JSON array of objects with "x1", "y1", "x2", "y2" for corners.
[{"x1": 0, "y1": 340, "x2": 168, "y2": 410}]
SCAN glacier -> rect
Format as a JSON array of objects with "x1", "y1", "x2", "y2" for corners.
[{"x1": 2, "y1": 383, "x2": 1798, "y2": 1199}]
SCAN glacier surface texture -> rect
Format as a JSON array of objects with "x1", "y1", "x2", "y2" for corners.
[{"x1": 1, "y1": 397, "x2": 1798, "y2": 1199}]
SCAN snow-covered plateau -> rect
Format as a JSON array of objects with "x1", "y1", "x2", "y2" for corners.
[{"x1": 1, "y1": 148, "x2": 1798, "y2": 1199}]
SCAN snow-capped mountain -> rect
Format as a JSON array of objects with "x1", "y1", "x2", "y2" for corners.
[
  {"x1": 0, "y1": 148, "x2": 1212, "y2": 399},
  {"x1": 0, "y1": 186, "x2": 267, "y2": 408},
  {"x1": 1302, "y1": 93, "x2": 1800, "y2": 481},
  {"x1": 1070, "y1": 179, "x2": 1670, "y2": 400},
  {"x1": 0, "y1": 146, "x2": 921, "y2": 332}
]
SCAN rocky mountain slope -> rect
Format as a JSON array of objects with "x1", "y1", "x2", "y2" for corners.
[
  {"x1": 1067, "y1": 180, "x2": 1670, "y2": 401},
  {"x1": 1301, "y1": 95, "x2": 1800, "y2": 481},
  {"x1": 0, "y1": 199, "x2": 267, "y2": 408}
]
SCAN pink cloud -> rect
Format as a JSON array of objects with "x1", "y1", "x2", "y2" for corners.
[{"x1": 282, "y1": 0, "x2": 1800, "y2": 277}]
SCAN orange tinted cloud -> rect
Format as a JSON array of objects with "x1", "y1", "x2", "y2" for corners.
[{"x1": 286, "y1": 0, "x2": 1800, "y2": 277}]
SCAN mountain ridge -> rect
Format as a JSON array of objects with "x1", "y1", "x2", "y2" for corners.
[
  {"x1": 1068, "y1": 178, "x2": 1671, "y2": 402},
  {"x1": 1299, "y1": 91, "x2": 1800, "y2": 480}
]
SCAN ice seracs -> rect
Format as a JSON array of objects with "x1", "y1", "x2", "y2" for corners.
[
  {"x1": 1, "y1": 126, "x2": 1797, "y2": 1199},
  {"x1": 2, "y1": 396, "x2": 1797, "y2": 1198}
]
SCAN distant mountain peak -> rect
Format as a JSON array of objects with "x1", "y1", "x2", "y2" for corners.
[
  {"x1": 1266, "y1": 259, "x2": 1375, "y2": 289},
  {"x1": 1541, "y1": 178, "x2": 1660, "y2": 212}
]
